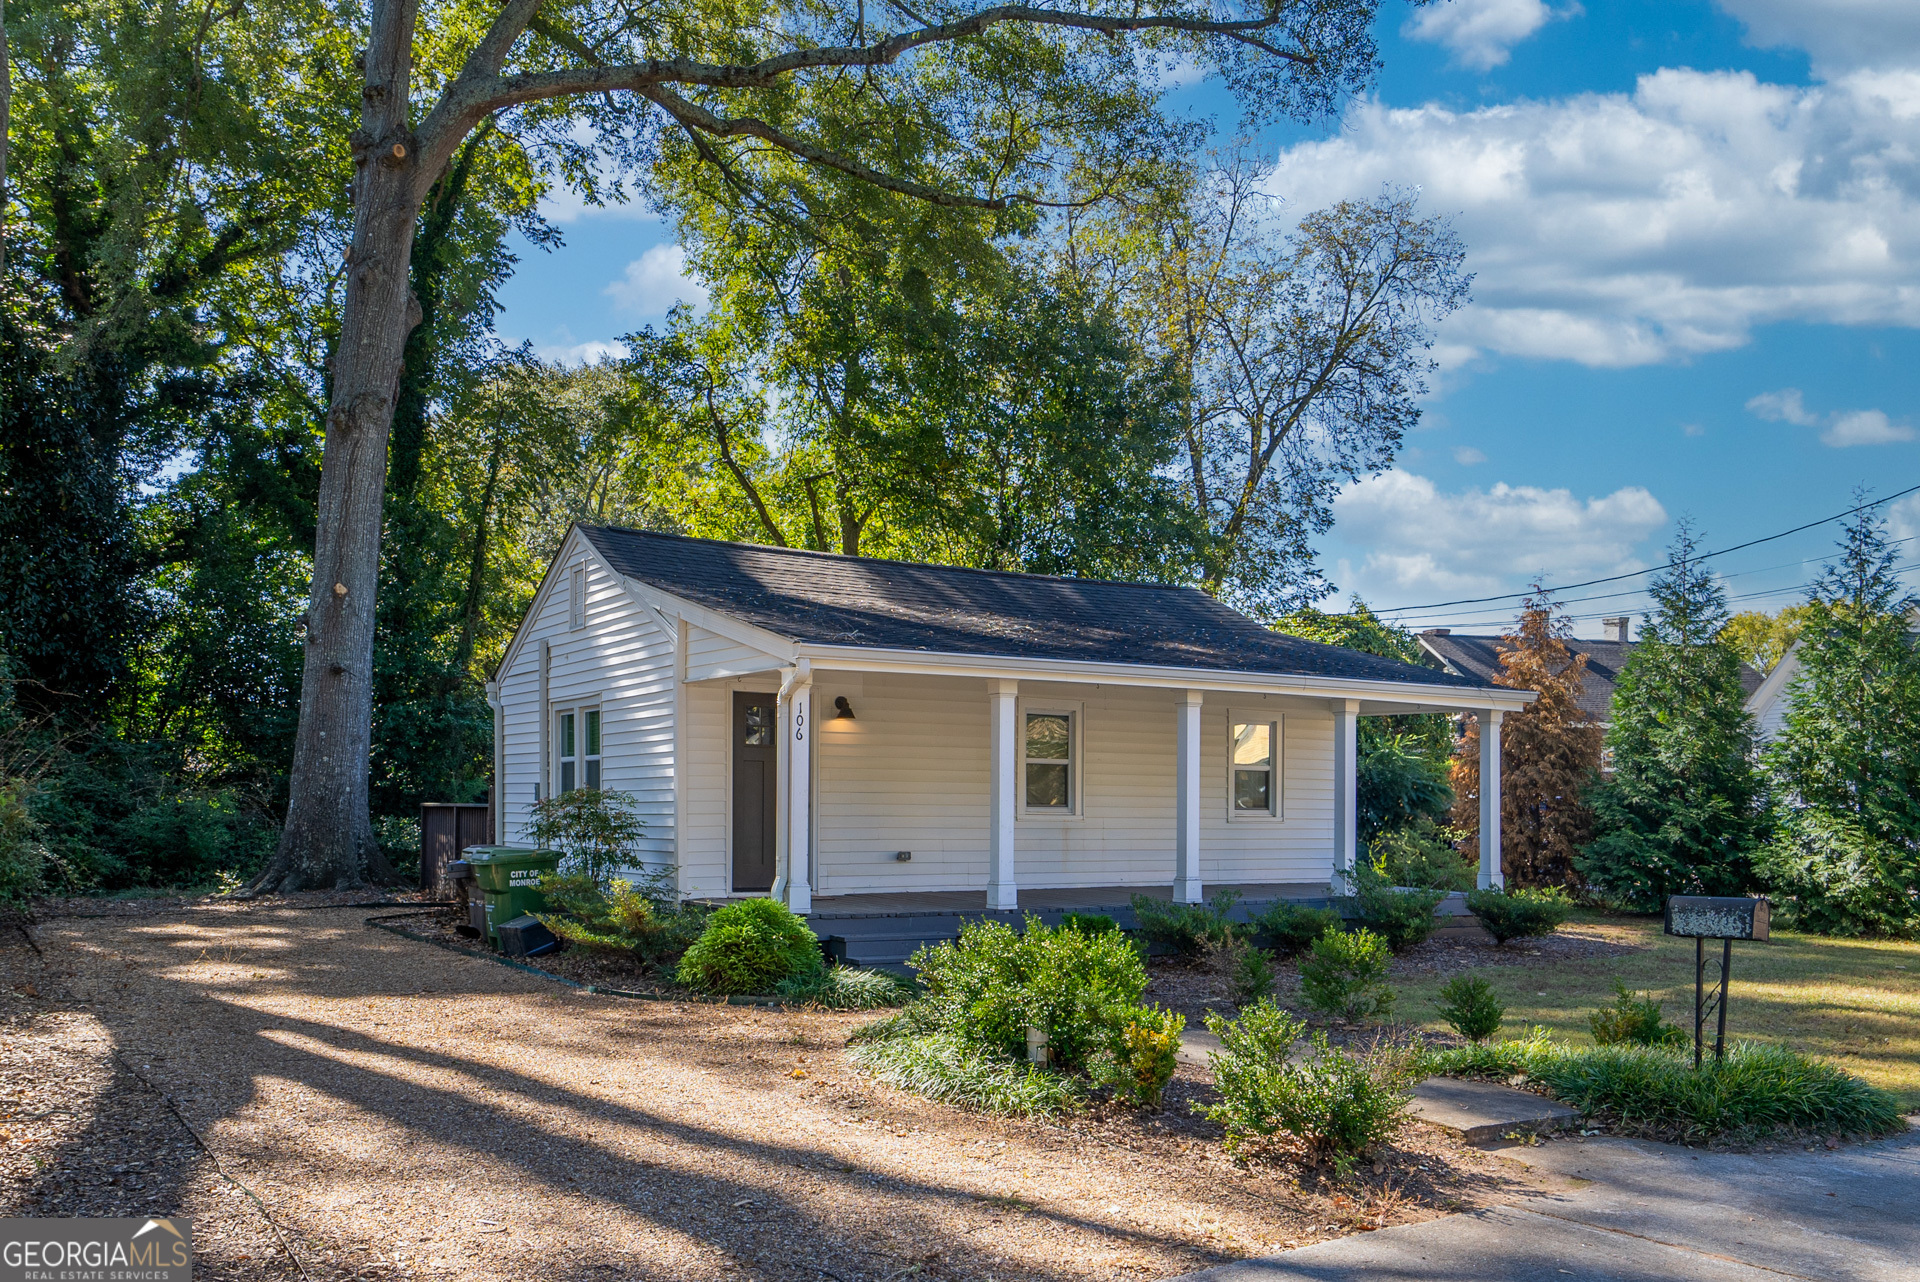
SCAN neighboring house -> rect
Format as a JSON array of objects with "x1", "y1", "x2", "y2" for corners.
[
  {"x1": 1417, "y1": 617, "x2": 1764, "y2": 731},
  {"x1": 1744, "y1": 641, "x2": 1801, "y2": 744},
  {"x1": 487, "y1": 527, "x2": 1534, "y2": 957}
]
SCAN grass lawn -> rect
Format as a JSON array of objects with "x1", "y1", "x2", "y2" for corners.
[{"x1": 1395, "y1": 911, "x2": 1920, "y2": 1109}]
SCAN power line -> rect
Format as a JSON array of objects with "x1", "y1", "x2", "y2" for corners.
[{"x1": 1372, "y1": 482, "x2": 1920, "y2": 617}]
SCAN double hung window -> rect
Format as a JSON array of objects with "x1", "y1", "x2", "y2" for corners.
[
  {"x1": 1022, "y1": 709, "x2": 1075, "y2": 812},
  {"x1": 1229, "y1": 715, "x2": 1280, "y2": 818},
  {"x1": 555, "y1": 707, "x2": 602, "y2": 793}
]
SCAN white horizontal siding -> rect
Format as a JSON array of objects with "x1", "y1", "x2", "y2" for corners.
[
  {"x1": 686, "y1": 623, "x2": 781, "y2": 681},
  {"x1": 498, "y1": 541, "x2": 677, "y2": 876},
  {"x1": 809, "y1": 675, "x2": 1336, "y2": 894}
]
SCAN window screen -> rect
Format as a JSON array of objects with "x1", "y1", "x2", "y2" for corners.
[
  {"x1": 1232, "y1": 720, "x2": 1274, "y2": 814},
  {"x1": 1025, "y1": 712, "x2": 1071, "y2": 809}
]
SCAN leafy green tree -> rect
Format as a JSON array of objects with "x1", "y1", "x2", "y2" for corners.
[
  {"x1": 1579, "y1": 524, "x2": 1761, "y2": 909},
  {"x1": 1756, "y1": 503, "x2": 1920, "y2": 937},
  {"x1": 1273, "y1": 599, "x2": 1456, "y2": 839},
  {"x1": 1721, "y1": 606, "x2": 1810, "y2": 674},
  {"x1": 1063, "y1": 165, "x2": 1472, "y2": 612},
  {"x1": 268, "y1": 0, "x2": 1399, "y2": 890}
]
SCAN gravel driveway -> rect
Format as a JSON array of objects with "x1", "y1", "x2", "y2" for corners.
[{"x1": 4, "y1": 901, "x2": 1539, "y2": 1281}]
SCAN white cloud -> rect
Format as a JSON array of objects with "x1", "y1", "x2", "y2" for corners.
[
  {"x1": 1331, "y1": 471, "x2": 1668, "y2": 601},
  {"x1": 1453, "y1": 445, "x2": 1489, "y2": 464},
  {"x1": 1716, "y1": 0, "x2": 1920, "y2": 74},
  {"x1": 1746, "y1": 387, "x2": 1913, "y2": 445},
  {"x1": 1265, "y1": 67, "x2": 1920, "y2": 368},
  {"x1": 1403, "y1": 0, "x2": 1572, "y2": 72},
  {"x1": 1823, "y1": 408, "x2": 1914, "y2": 446},
  {"x1": 536, "y1": 339, "x2": 627, "y2": 365},
  {"x1": 1682, "y1": 422, "x2": 1707, "y2": 436},
  {"x1": 604, "y1": 245, "x2": 709, "y2": 317},
  {"x1": 1746, "y1": 388, "x2": 1819, "y2": 427}
]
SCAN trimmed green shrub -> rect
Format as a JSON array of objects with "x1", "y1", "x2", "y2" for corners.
[
  {"x1": 1298, "y1": 926, "x2": 1396, "y2": 1020},
  {"x1": 1354, "y1": 865, "x2": 1447, "y2": 952},
  {"x1": 1589, "y1": 979, "x2": 1690, "y2": 1049},
  {"x1": 1426, "y1": 1033, "x2": 1905, "y2": 1141},
  {"x1": 1368, "y1": 818, "x2": 1473, "y2": 892},
  {"x1": 537, "y1": 872, "x2": 708, "y2": 965},
  {"x1": 1061, "y1": 912, "x2": 1118, "y2": 936},
  {"x1": 1466, "y1": 886, "x2": 1573, "y2": 944},
  {"x1": 675, "y1": 897, "x2": 824, "y2": 994},
  {"x1": 1199, "y1": 999, "x2": 1417, "y2": 1164},
  {"x1": 846, "y1": 1032, "x2": 1084, "y2": 1117},
  {"x1": 1434, "y1": 974, "x2": 1504, "y2": 1042},
  {"x1": 910, "y1": 916, "x2": 1149, "y2": 1072},
  {"x1": 1252, "y1": 901, "x2": 1346, "y2": 955},
  {"x1": 1129, "y1": 890, "x2": 1240, "y2": 957},
  {"x1": 1231, "y1": 942, "x2": 1275, "y2": 1004},
  {"x1": 1095, "y1": 1004, "x2": 1186, "y2": 1109},
  {"x1": 774, "y1": 964, "x2": 913, "y2": 1009}
]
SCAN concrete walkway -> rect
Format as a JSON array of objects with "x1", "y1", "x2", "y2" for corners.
[{"x1": 1167, "y1": 1127, "x2": 1920, "y2": 1281}]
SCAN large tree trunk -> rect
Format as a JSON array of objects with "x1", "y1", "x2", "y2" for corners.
[{"x1": 248, "y1": 0, "x2": 424, "y2": 893}]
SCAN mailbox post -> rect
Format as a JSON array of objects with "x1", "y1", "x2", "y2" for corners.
[{"x1": 1664, "y1": 896, "x2": 1769, "y2": 1068}]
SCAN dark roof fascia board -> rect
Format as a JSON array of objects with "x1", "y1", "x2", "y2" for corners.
[{"x1": 796, "y1": 642, "x2": 1538, "y2": 709}]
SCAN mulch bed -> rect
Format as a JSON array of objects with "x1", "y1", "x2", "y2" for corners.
[{"x1": 6, "y1": 897, "x2": 1557, "y2": 1282}]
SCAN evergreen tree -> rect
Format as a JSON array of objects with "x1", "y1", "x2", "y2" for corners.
[
  {"x1": 1579, "y1": 524, "x2": 1761, "y2": 909},
  {"x1": 1452, "y1": 588, "x2": 1602, "y2": 889},
  {"x1": 1756, "y1": 502, "x2": 1920, "y2": 937}
]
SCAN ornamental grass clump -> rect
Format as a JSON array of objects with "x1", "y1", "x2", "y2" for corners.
[
  {"x1": 1198, "y1": 999, "x2": 1417, "y2": 1168},
  {"x1": 1424, "y1": 1031, "x2": 1905, "y2": 1142},
  {"x1": 1298, "y1": 926, "x2": 1396, "y2": 1020},
  {"x1": 775, "y1": 964, "x2": 914, "y2": 1009},
  {"x1": 675, "y1": 897, "x2": 823, "y2": 994},
  {"x1": 846, "y1": 1033, "x2": 1085, "y2": 1117}
]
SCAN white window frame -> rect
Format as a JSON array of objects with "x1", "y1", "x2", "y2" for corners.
[
  {"x1": 1226, "y1": 710, "x2": 1283, "y2": 822},
  {"x1": 1018, "y1": 699, "x2": 1083, "y2": 819},
  {"x1": 569, "y1": 563, "x2": 587, "y2": 630},
  {"x1": 552, "y1": 703, "x2": 604, "y2": 794}
]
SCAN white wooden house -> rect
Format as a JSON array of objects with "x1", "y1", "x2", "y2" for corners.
[{"x1": 485, "y1": 527, "x2": 1532, "y2": 949}]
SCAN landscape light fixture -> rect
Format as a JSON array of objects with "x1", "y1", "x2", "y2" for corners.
[{"x1": 833, "y1": 696, "x2": 856, "y2": 721}]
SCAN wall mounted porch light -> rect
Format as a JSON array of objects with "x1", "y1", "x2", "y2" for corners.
[{"x1": 832, "y1": 696, "x2": 856, "y2": 721}]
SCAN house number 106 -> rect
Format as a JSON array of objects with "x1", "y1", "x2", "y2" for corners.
[{"x1": 795, "y1": 705, "x2": 806, "y2": 741}]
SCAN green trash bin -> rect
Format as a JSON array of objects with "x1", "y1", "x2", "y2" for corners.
[{"x1": 464, "y1": 846, "x2": 563, "y2": 946}]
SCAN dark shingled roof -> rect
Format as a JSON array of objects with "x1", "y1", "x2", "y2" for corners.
[
  {"x1": 579, "y1": 526, "x2": 1496, "y2": 691},
  {"x1": 1417, "y1": 632, "x2": 1765, "y2": 723}
]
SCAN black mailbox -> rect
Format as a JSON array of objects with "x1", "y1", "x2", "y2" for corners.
[{"x1": 1665, "y1": 895, "x2": 1769, "y2": 942}]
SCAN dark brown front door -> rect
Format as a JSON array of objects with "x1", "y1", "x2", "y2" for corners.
[{"x1": 732, "y1": 692, "x2": 778, "y2": 892}]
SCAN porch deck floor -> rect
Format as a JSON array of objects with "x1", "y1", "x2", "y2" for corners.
[{"x1": 805, "y1": 882, "x2": 1329, "y2": 919}]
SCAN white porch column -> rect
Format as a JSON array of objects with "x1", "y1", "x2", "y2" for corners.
[
  {"x1": 775, "y1": 662, "x2": 813, "y2": 913},
  {"x1": 1478, "y1": 709, "x2": 1505, "y2": 891},
  {"x1": 1174, "y1": 689, "x2": 1203, "y2": 904},
  {"x1": 987, "y1": 678, "x2": 1019, "y2": 910},
  {"x1": 1331, "y1": 698, "x2": 1360, "y2": 895}
]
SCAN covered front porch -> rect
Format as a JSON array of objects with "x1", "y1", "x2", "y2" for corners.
[{"x1": 678, "y1": 655, "x2": 1529, "y2": 915}]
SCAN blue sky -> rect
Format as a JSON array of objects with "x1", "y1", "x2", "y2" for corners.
[{"x1": 494, "y1": 0, "x2": 1920, "y2": 637}]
